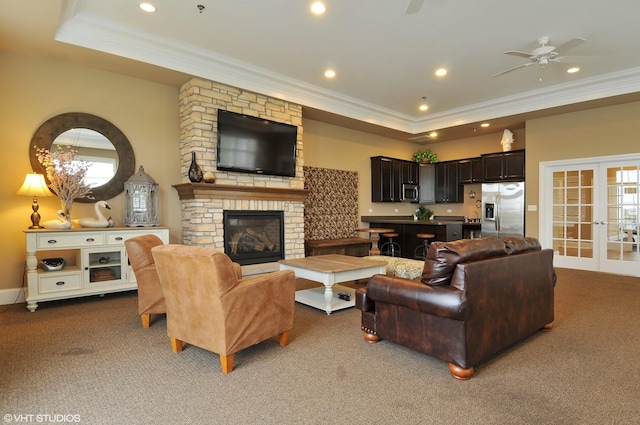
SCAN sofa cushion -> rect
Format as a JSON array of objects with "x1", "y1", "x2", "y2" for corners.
[
  {"x1": 421, "y1": 237, "x2": 508, "y2": 286},
  {"x1": 504, "y1": 236, "x2": 541, "y2": 254}
]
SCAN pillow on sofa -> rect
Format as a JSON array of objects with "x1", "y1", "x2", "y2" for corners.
[
  {"x1": 421, "y1": 237, "x2": 508, "y2": 286},
  {"x1": 504, "y1": 236, "x2": 541, "y2": 254}
]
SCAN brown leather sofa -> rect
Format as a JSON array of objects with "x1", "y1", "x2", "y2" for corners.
[{"x1": 356, "y1": 236, "x2": 555, "y2": 380}]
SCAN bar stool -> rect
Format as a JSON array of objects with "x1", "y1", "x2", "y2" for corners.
[
  {"x1": 380, "y1": 232, "x2": 401, "y2": 257},
  {"x1": 414, "y1": 233, "x2": 435, "y2": 260},
  {"x1": 356, "y1": 228, "x2": 394, "y2": 256}
]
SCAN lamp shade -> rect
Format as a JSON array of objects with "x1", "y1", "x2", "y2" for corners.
[{"x1": 16, "y1": 173, "x2": 53, "y2": 197}]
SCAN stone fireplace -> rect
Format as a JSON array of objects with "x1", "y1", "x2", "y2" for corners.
[{"x1": 175, "y1": 78, "x2": 307, "y2": 262}]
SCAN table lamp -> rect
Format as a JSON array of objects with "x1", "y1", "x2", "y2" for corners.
[{"x1": 16, "y1": 173, "x2": 53, "y2": 229}]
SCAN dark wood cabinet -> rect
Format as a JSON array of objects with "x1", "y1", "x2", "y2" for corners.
[
  {"x1": 435, "y1": 161, "x2": 462, "y2": 203},
  {"x1": 371, "y1": 156, "x2": 418, "y2": 202},
  {"x1": 458, "y1": 157, "x2": 483, "y2": 183},
  {"x1": 482, "y1": 149, "x2": 525, "y2": 182}
]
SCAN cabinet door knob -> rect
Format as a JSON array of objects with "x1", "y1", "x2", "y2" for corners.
[
  {"x1": 55, "y1": 281, "x2": 65, "y2": 286},
  {"x1": 115, "y1": 237, "x2": 123, "y2": 241},
  {"x1": 86, "y1": 238, "x2": 95, "y2": 242},
  {"x1": 47, "y1": 240, "x2": 57, "y2": 244}
]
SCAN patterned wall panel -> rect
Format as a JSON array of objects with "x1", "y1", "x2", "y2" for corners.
[{"x1": 304, "y1": 166, "x2": 359, "y2": 240}]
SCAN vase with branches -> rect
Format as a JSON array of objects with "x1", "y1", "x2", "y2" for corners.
[{"x1": 35, "y1": 145, "x2": 93, "y2": 223}]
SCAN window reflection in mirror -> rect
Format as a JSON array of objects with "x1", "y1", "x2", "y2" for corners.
[{"x1": 52, "y1": 129, "x2": 118, "y2": 188}]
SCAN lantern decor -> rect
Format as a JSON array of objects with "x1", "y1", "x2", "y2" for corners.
[{"x1": 124, "y1": 166, "x2": 159, "y2": 227}]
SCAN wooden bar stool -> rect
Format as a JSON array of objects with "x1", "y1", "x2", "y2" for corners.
[
  {"x1": 356, "y1": 228, "x2": 393, "y2": 256},
  {"x1": 380, "y1": 232, "x2": 401, "y2": 257},
  {"x1": 414, "y1": 233, "x2": 435, "y2": 260}
]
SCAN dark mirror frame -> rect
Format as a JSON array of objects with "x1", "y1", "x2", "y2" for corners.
[{"x1": 29, "y1": 112, "x2": 135, "y2": 203}]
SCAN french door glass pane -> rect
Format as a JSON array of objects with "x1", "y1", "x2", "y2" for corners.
[
  {"x1": 552, "y1": 170, "x2": 593, "y2": 258},
  {"x1": 606, "y1": 165, "x2": 639, "y2": 262}
]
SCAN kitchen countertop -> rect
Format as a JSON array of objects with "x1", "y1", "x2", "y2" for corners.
[{"x1": 361, "y1": 215, "x2": 481, "y2": 226}]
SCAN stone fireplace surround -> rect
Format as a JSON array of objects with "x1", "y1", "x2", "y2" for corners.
[{"x1": 175, "y1": 78, "x2": 307, "y2": 263}]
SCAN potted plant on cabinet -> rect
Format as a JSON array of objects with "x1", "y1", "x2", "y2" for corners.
[{"x1": 412, "y1": 149, "x2": 438, "y2": 164}]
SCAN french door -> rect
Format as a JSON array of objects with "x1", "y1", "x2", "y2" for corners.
[{"x1": 542, "y1": 155, "x2": 640, "y2": 276}]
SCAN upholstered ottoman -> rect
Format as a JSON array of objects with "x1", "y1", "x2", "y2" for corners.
[{"x1": 364, "y1": 255, "x2": 424, "y2": 280}]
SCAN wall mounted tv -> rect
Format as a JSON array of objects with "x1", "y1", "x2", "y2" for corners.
[{"x1": 216, "y1": 109, "x2": 298, "y2": 177}]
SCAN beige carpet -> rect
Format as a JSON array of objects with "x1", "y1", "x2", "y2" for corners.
[{"x1": 1, "y1": 268, "x2": 639, "y2": 424}]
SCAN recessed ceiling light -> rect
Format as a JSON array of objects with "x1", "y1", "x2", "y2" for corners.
[
  {"x1": 139, "y1": 2, "x2": 156, "y2": 13},
  {"x1": 429, "y1": 131, "x2": 438, "y2": 138},
  {"x1": 324, "y1": 69, "x2": 336, "y2": 78},
  {"x1": 435, "y1": 68, "x2": 447, "y2": 77},
  {"x1": 567, "y1": 67, "x2": 580, "y2": 74},
  {"x1": 419, "y1": 96, "x2": 428, "y2": 111},
  {"x1": 311, "y1": 2, "x2": 326, "y2": 15},
  {"x1": 480, "y1": 123, "x2": 490, "y2": 128}
]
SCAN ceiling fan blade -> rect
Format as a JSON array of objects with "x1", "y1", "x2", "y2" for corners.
[
  {"x1": 492, "y1": 62, "x2": 535, "y2": 77},
  {"x1": 552, "y1": 37, "x2": 586, "y2": 55},
  {"x1": 504, "y1": 50, "x2": 535, "y2": 59},
  {"x1": 406, "y1": 0, "x2": 425, "y2": 14}
]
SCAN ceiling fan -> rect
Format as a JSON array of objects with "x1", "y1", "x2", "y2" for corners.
[
  {"x1": 406, "y1": 0, "x2": 425, "y2": 14},
  {"x1": 493, "y1": 36, "x2": 586, "y2": 78}
]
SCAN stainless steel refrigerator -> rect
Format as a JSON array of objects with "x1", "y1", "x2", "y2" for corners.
[{"x1": 481, "y1": 182, "x2": 525, "y2": 238}]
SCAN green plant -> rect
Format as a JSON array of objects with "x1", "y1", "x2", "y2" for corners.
[
  {"x1": 412, "y1": 149, "x2": 437, "y2": 164},
  {"x1": 415, "y1": 206, "x2": 433, "y2": 220}
]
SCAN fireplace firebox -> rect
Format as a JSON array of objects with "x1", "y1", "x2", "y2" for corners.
[{"x1": 223, "y1": 210, "x2": 285, "y2": 265}]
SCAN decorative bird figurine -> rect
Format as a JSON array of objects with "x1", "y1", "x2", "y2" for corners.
[
  {"x1": 42, "y1": 210, "x2": 71, "y2": 229},
  {"x1": 78, "y1": 201, "x2": 111, "y2": 228}
]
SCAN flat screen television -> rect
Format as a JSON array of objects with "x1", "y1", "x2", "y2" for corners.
[{"x1": 216, "y1": 109, "x2": 298, "y2": 177}]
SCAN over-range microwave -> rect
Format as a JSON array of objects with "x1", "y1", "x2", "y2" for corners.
[{"x1": 401, "y1": 183, "x2": 420, "y2": 202}]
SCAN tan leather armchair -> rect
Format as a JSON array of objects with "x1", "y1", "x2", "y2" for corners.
[
  {"x1": 151, "y1": 244, "x2": 296, "y2": 374},
  {"x1": 124, "y1": 234, "x2": 165, "y2": 328}
]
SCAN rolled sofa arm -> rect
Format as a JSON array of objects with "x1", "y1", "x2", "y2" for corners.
[{"x1": 366, "y1": 275, "x2": 467, "y2": 320}]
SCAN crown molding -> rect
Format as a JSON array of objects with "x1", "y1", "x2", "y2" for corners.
[{"x1": 56, "y1": 6, "x2": 640, "y2": 135}]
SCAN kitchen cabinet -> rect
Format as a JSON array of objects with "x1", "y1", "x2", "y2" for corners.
[
  {"x1": 482, "y1": 149, "x2": 525, "y2": 182},
  {"x1": 371, "y1": 156, "x2": 418, "y2": 202},
  {"x1": 458, "y1": 157, "x2": 483, "y2": 183},
  {"x1": 435, "y1": 161, "x2": 462, "y2": 203},
  {"x1": 24, "y1": 227, "x2": 169, "y2": 312}
]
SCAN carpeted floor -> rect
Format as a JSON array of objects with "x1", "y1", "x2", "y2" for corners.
[{"x1": 1, "y1": 268, "x2": 639, "y2": 424}]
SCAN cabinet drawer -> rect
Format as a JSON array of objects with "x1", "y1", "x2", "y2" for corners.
[
  {"x1": 36, "y1": 232, "x2": 104, "y2": 249},
  {"x1": 39, "y1": 273, "x2": 82, "y2": 293},
  {"x1": 105, "y1": 231, "x2": 164, "y2": 246}
]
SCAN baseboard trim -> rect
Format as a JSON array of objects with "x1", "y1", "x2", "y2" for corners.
[{"x1": 0, "y1": 288, "x2": 26, "y2": 305}]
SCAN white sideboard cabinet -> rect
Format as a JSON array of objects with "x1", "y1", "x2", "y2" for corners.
[{"x1": 24, "y1": 227, "x2": 169, "y2": 312}]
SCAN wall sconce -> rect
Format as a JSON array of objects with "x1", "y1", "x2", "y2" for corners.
[
  {"x1": 16, "y1": 173, "x2": 53, "y2": 228},
  {"x1": 124, "y1": 166, "x2": 159, "y2": 227}
]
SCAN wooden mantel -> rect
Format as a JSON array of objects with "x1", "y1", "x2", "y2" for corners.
[{"x1": 173, "y1": 183, "x2": 308, "y2": 202}]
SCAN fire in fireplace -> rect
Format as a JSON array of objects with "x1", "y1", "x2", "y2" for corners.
[{"x1": 223, "y1": 210, "x2": 285, "y2": 265}]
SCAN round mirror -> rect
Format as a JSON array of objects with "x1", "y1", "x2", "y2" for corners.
[{"x1": 29, "y1": 113, "x2": 135, "y2": 203}]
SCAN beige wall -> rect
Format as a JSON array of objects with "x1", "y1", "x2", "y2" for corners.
[
  {"x1": 525, "y1": 101, "x2": 640, "y2": 238},
  {"x1": 1, "y1": 51, "x2": 183, "y2": 293}
]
